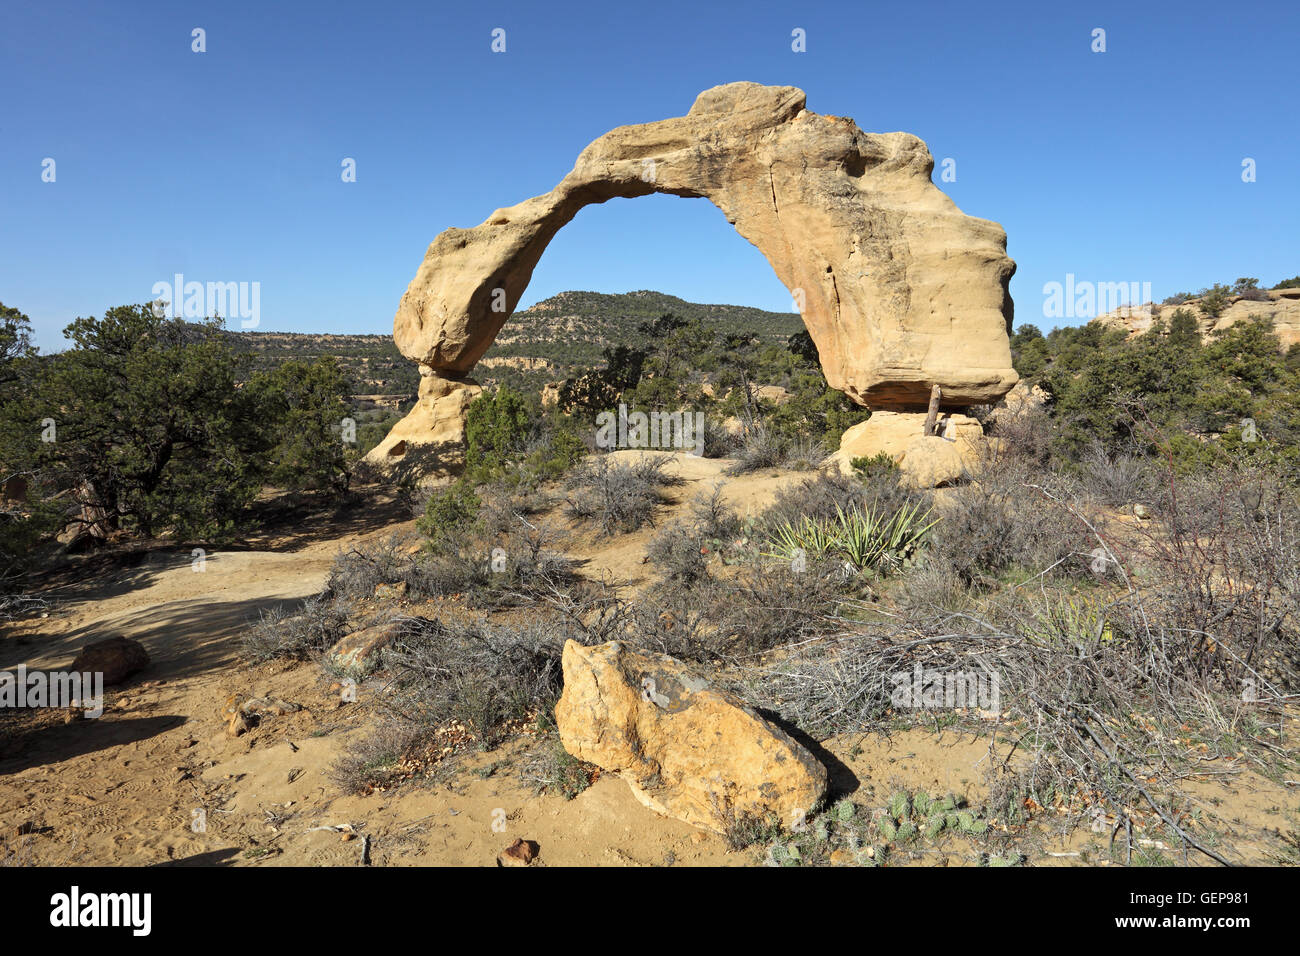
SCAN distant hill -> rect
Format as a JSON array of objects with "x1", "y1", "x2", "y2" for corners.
[
  {"x1": 482, "y1": 290, "x2": 803, "y2": 392},
  {"x1": 229, "y1": 290, "x2": 805, "y2": 400},
  {"x1": 230, "y1": 330, "x2": 417, "y2": 401}
]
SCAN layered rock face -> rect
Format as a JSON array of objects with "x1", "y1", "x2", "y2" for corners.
[
  {"x1": 1093, "y1": 287, "x2": 1300, "y2": 348},
  {"x1": 555, "y1": 640, "x2": 828, "y2": 833},
  {"x1": 372, "y1": 82, "x2": 1018, "y2": 466}
]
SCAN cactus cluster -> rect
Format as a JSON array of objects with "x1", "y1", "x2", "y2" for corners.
[
  {"x1": 761, "y1": 790, "x2": 992, "y2": 867},
  {"x1": 874, "y1": 789, "x2": 990, "y2": 845}
]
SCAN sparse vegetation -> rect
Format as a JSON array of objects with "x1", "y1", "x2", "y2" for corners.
[{"x1": 564, "y1": 454, "x2": 677, "y2": 535}]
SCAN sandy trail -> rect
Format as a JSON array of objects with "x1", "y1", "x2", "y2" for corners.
[{"x1": 0, "y1": 511, "x2": 383, "y2": 865}]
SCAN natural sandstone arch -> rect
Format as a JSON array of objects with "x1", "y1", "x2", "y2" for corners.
[{"x1": 368, "y1": 81, "x2": 1017, "y2": 467}]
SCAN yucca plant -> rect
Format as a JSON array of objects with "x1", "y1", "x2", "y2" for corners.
[
  {"x1": 764, "y1": 513, "x2": 839, "y2": 562},
  {"x1": 763, "y1": 501, "x2": 936, "y2": 575}
]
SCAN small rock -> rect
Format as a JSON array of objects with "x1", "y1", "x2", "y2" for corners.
[
  {"x1": 240, "y1": 697, "x2": 301, "y2": 718},
  {"x1": 327, "y1": 621, "x2": 403, "y2": 674},
  {"x1": 227, "y1": 712, "x2": 254, "y2": 738},
  {"x1": 497, "y1": 838, "x2": 539, "y2": 867},
  {"x1": 70, "y1": 636, "x2": 149, "y2": 686}
]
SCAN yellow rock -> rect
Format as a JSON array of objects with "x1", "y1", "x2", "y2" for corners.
[
  {"x1": 830, "y1": 410, "x2": 988, "y2": 488},
  {"x1": 555, "y1": 640, "x2": 827, "y2": 833}
]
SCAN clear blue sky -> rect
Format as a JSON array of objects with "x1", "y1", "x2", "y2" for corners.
[{"x1": 3, "y1": 0, "x2": 1296, "y2": 353}]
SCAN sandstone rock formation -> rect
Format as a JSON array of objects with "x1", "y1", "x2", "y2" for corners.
[
  {"x1": 830, "y1": 410, "x2": 987, "y2": 487},
  {"x1": 371, "y1": 82, "x2": 1017, "y2": 467},
  {"x1": 1092, "y1": 287, "x2": 1300, "y2": 348},
  {"x1": 365, "y1": 371, "x2": 481, "y2": 465},
  {"x1": 220, "y1": 694, "x2": 302, "y2": 737},
  {"x1": 555, "y1": 639, "x2": 827, "y2": 833}
]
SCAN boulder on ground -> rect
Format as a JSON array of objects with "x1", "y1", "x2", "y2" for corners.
[
  {"x1": 830, "y1": 410, "x2": 987, "y2": 488},
  {"x1": 496, "y1": 838, "x2": 539, "y2": 867},
  {"x1": 555, "y1": 640, "x2": 827, "y2": 833},
  {"x1": 327, "y1": 620, "x2": 403, "y2": 674},
  {"x1": 70, "y1": 636, "x2": 148, "y2": 686}
]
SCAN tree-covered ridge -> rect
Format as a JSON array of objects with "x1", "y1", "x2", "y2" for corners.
[
  {"x1": 482, "y1": 290, "x2": 803, "y2": 393},
  {"x1": 1010, "y1": 308, "x2": 1300, "y2": 470}
]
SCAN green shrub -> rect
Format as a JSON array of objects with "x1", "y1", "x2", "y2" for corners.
[
  {"x1": 1197, "y1": 283, "x2": 1232, "y2": 318},
  {"x1": 464, "y1": 386, "x2": 532, "y2": 471},
  {"x1": 417, "y1": 480, "x2": 482, "y2": 552}
]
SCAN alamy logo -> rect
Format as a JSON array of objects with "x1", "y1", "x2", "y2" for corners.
[
  {"x1": 1042, "y1": 274, "x2": 1152, "y2": 320},
  {"x1": 151, "y1": 273, "x2": 260, "y2": 328},
  {"x1": 594, "y1": 404, "x2": 705, "y2": 456},
  {"x1": 889, "y1": 663, "x2": 1000, "y2": 711},
  {"x1": 1, "y1": 666, "x2": 103, "y2": 718},
  {"x1": 49, "y1": 886, "x2": 151, "y2": 936}
]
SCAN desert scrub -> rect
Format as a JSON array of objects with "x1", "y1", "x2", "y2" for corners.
[
  {"x1": 723, "y1": 425, "x2": 786, "y2": 475},
  {"x1": 646, "y1": 521, "x2": 710, "y2": 584},
  {"x1": 331, "y1": 718, "x2": 429, "y2": 795},
  {"x1": 241, "y1": 593, "x2": 350, "y2": 662},
  {"x1": 707, "y1": 562, "x2": 841, "y2": 655},
  {"x1": 380, "y1": 616, "x2": 566, "y2": 749},
  {"x1": 691, "y1": 482, "x2": 742, "y2": 542},
  {"x1": 630, "y1": 558, "x2": 840, "y2": 662},
  {"x1": 629, "y1": 579, "x2": 726, "y2": 661},
  {"x1": 564, "y1": 453, "x2": 678, "y2": 536},
  {"x1": 760, "y1": 468, "x2": 925, "y2": 535},
  {"x1": 926, "y1": 462, "x2": 1089, "y2": 587},
  {"x1": 645, "y1": 484, "x2": 743, "y2": 584},
  {"x1": 519, "y1": 737, "x2": 597, "y2": 800},
  {"x1": 405, "y1": 524, "x2": 575, "y2": 609},
  {"x1": 328, "y1": 532, "x2": 424, "y2": 600}
]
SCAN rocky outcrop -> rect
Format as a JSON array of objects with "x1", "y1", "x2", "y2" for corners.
[
  {"x1": 555, "y1": 640, "x2": 827, "y2": 833},
  {"x1": 830, "y1": 410, "x2": 987, "y2": 488},
  {"x1": 1093, "y1": 288, "x2": 1300, "y2": 348},
  {"x1": 70, "y1": 637, "x2": 148, "y2": 686},
  {"x1": 376, "y1": 82, "x2": 1017, "y2": 466}
]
